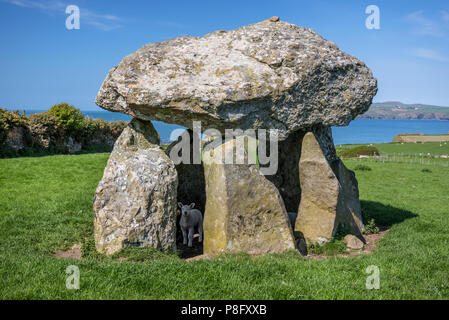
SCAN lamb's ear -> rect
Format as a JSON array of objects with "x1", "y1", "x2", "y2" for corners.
[
  {"x1": 189, "y1": 203, "x2": 195, "y2": 209},
  {"x1": 178, "y1": 202, "x2": 183, "y2": 208}
]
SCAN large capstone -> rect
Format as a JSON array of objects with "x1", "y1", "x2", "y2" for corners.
[
  {"x1": 295, "y1": 131, "x2": 364, "y2": 244},
  {"x1": 93, "y1": 118, "x2": 178, "y2": 255},
  {"x1": 202, "y1": 138, "x2": 296, "y2": 255},
  {"x1": 95, "y1": 19, "x2": 377, "y2": 140}
]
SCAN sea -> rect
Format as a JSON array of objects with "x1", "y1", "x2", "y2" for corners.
[{"x1": 23, "y1": 110, "x2": 449, "y2": 145}]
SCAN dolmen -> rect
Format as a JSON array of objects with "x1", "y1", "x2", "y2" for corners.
[{"x1": 93, "y1": 17, "x2": 377, "y2": 256}]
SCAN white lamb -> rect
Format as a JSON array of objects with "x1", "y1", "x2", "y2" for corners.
[{"x1": 178, "y1": 202, "x2": 203, "y2": 247}]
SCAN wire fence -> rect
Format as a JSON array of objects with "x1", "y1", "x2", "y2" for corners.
[{"x1": 351, "y1": 153, "x2": 449, "y2": 167}]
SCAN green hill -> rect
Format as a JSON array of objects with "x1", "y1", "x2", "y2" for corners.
[{"x1": 358, "y1": 101, "x2": 449, "y2": 120}]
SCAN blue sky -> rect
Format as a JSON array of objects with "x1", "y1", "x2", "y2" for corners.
[{"x1": 0, "y1": 0, "x2": 448, "y2": 110}]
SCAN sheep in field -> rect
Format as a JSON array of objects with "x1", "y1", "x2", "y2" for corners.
[{"x1": 178, "y1": 202, "x2": 203, "y2": 247}]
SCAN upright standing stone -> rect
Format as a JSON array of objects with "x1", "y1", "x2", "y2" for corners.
[
  {"x1": 203, "y1": 138, "x2": 296, "y2": 255},
  {"x1": 93, "y1": 118, "x2": 178, "y2": 255},
  {"x1": 264, "y1": 127, "x2": 339, "y2": 213},
  {"x1": 264, "y1": 130, "x2": 305, "y2": 212},
  {"x1": 332, "y1": 159, "x2": 365, "y2": 235},
  {"x1": 295, "y1": 131, "x2": 364, "y2": 244}
]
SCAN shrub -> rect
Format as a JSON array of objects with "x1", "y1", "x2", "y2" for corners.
[
  {"x1": 28, "y1": 112, "x2": 64, "y2": 149},
  {"x1": 77, "y1": 118, "x2": 126, "y2": 147},
  {"x1": 421, "y1": 168, "x2": 432, "y2": 173},
  {"x1": 0, "y1": 109, "x2": 30, "y2": 157},
  {"x1": 0, "y1": 144, "x2": 19, "y2": 158},
  {"x1": 106, "y1": 120, "x2": 127, "y2": 137},
  {"x1": 89, "y1": 119, "x2": 126, "y2": 138},
  {"x1": 91, "y1": 118, "x2": 108, "y2": 133},
  {"x1": 0, "y1": 108, "x2": 27, "y2": 143},
  {"x1": 354, "y1": 164, "x2": 372, "y2": 171},
  {"x1": 1, "y1": 104, "x2": 127, "y2": 157},
  {"x1": 338, "y1": 145, "x2": 380, "y2": 158},
  {"x1": 48, "y1": 103, "x2": 86, "y2": 136},
  {"x1": 77, "y1": 118, "x2": 100, "y2": 142},
  {"x1": 363, "y1": 218, "x2": 380, "y2": 235}
]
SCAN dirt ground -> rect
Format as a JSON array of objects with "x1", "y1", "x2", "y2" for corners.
[
  {"x1": 54, "y1": 230, "x2": 388, "y2": 262},
  {"x1": 54, "y1": 243, "x2": 82, "y2": 260},
  {"x1": 307, "y1": 230, "x2": 389, "y2": 260},
  {"x1": 178, "y1": 234, "x2": 203, "y2": 259}
]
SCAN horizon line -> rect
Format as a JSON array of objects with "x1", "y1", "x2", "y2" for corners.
[{"x1": 4, "y1": 100, "x2": 449, "y2": 112}]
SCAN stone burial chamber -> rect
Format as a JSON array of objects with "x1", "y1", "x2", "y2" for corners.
[{"x1": 93, "y1": 17, "x2": 377, "y2": 256}]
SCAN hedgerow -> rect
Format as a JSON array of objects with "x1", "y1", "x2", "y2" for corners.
[
  {"x1": 0, "y1": 104, "x2": 127, "y2": 158},
  {"x1": 337, "y1": 145, "x2": 380, "y2": 158}
]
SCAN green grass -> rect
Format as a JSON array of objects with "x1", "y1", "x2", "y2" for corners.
[
  {"x1": 1, "y1": 151, "x2": 448, "y2": 299},
  {"x1": 307, "y1": 240, "x2": 347, "y2": 256},
  {"x1": 374, "y1": 141, "x2": 449, "y2": 156},
  {"x1": 338, "y1": 145, "x2": 379, "y2": 158},
  {"x1": 353, "y1": 164, "x2": 372, "y2": 171}
]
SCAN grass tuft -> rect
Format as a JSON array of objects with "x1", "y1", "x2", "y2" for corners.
[
  {"x1": 307, "y1": 240, "x2": 347, "y2": 256},
  {"x1": 354, "y1": 164, "x2": 372, "y2": 171}
]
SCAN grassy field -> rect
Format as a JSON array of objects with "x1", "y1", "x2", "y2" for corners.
[
  {"x1": 0, "y1": 148, "x2": 448, "y2": 299},
  {"x1": 337, "y1": 141, "x2": 449, "y2": 156}
]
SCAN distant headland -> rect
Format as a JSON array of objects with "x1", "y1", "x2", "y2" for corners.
[{"x1": 358, "y1": 102, "x2": 449, "y2": 120}]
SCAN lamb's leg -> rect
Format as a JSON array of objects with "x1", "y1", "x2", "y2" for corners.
[
  {"x1": 188, "y1": 228, "x2": 194, "y2": 247},
  {"x1": 181, "y1": 227, "x2": 187, "y2": 245}
]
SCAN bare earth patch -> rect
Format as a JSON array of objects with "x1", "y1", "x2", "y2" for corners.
[
  {"x1": 307, "y1": 230, "x2": 389, "y2": 260},
  {"x1": 116, "y1": 257, "x2": 128, "y2": 262},
  {"x1": 184, "y1": 230, "x2": 389, "y2": 262},
  {"x1": 185, "y1": 254, "x2": 211, "y2": 263},
  {"x1": 358, "y1": 230, "x2": 389, "y2": 255},
  {"x1": 53, "y1": 231, "x2": 387, "y2": 262},
  {"x1": 54, "y1": 244, "x2": 82, "y2": 260}
]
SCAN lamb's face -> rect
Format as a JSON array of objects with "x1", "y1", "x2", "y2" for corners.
[
  {"x1": 181, "y1": 205, "x2": 190, "y2": 216},
  {"x1": 178, "y1": 202, "x2": 195, "y2": 216}
]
